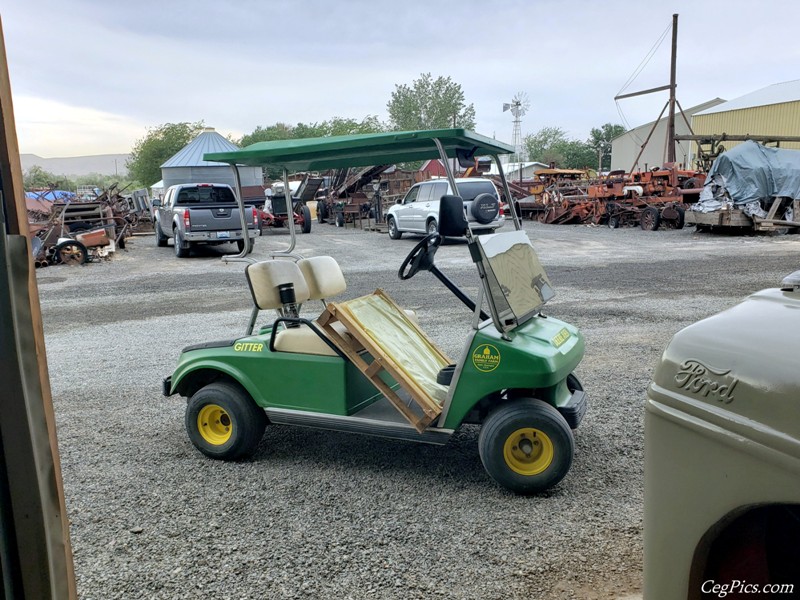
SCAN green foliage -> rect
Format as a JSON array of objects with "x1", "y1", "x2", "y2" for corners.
[
  {"x1": 588, "y1": 123, "x2": 626, "y2": 171},
  {"x1": 524, "y1": 123, "x2": 626, "y2": 170},
  {"x1": 387, "y1": 73, "x2": 476, "y2": 131},
  {"x1": 239, "y1": 117, "x2": 386, "y2": 178},
  {"x1": 524, "y1": 127, "x2": 570, "y2": 165},
  {"x1": 127, "y1": 121, "x2": 205, "y2": 186},
  {"x1": 23, "y1": 165, "x2": 67, "y2": 189}
]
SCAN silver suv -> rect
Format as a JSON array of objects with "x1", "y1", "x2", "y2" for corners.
[{"x1": 386, "y1": 177, "x2": 504, "y2": 239}]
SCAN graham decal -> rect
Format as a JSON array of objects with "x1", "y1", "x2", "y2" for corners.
[{"x1": 472, "y1": 344, "x2": 501, "y2": 372}]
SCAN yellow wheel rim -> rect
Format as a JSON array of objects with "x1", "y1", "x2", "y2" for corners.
[
  {"x1": 197, "y1": 404, "x2": 232, "y2": 445},
  {"x1": 503, "y1": 428, "x2": 554, "y2": 475}
]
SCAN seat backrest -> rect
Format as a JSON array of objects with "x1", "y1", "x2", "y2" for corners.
[
  {"x1": 297, "y1": 256, "x2": 346, "y2": 301},
  {"x1": 245, "y1": 260, "x2": 310, "y2": 310}
]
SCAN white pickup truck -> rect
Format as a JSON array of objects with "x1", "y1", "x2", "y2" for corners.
[{"x1": 152, "y1": 183, "x2": 260, "y2": 258}]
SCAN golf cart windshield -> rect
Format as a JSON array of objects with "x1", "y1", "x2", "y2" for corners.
[{"x1": 478, "y1": 230, "x2": 555, "y2": 330}]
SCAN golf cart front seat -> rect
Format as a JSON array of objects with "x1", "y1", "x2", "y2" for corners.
[{"x1": 245, "y1": 258, "x2": 352, "y2": 356}]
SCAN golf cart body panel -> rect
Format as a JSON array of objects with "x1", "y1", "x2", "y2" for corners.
[
  {"x1": 442, "y1": 316, "x2": 584, "y2": 429},
  {"x1": 170, "y1": 332, "x2": 389, "y2": 417}
]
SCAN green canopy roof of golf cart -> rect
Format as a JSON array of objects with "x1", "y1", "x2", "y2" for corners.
[{"x1": 204, "y1": 128, "x2": 515, "y2": 172}]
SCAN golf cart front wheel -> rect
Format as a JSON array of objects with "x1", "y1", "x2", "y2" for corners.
[
  {"x1": 479, "y1": 399, "x2": 574, "y2": 494},
  {"x1": 186, "y1": 382, "x2": 267, "y2": 460}
]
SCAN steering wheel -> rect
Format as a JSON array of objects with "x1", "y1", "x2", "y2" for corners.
[{"x1": 398, "y1": 233, "x2": 442, "y2": 280}]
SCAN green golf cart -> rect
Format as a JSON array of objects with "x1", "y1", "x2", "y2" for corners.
[{"x1": 162, "y1": 129, "x2": 587, "y2": 494}]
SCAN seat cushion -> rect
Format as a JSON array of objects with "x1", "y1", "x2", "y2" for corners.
[{"x1": 273, "y1": 321, "x2": 352, "y2": 357}]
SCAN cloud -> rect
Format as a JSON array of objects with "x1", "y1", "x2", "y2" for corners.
[
  {"x1": 4, "y1": 0, "x2": 800, "y2": 156},
  {"x1": 14, "y1": 96, "x2": 149, "y2": 156}
]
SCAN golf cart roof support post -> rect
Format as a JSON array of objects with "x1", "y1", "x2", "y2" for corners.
[
  {"x1": 278, "y1": 168, "x2": 297, "y2": 256},
  {"x1": 432, "y1": 137, "x2": 474, "y2": 244},
  {"x1": 492, "y1": 155, "x2": 521, "y2": 230},
  {"x1": 223, "y1": 164, "x2": 251, "y2": 264}
]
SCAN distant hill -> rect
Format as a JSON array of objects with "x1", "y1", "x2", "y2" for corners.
[{"x1": 20, "y1": 153, "x2": 130, "y2": 177}]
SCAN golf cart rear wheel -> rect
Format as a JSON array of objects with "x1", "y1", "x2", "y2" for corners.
[
  {"x1": 186, "y1": 382, "x2": 267, "y2": 460},
  {"x1": 479, "y1": 399, "x2": 573, "y2": 494}
]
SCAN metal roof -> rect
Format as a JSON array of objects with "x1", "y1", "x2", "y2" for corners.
[
  {"x1": 695, "y1": 81, "x2": 800, "y2": 116},
  {"x1": 204, "y1": 129, "x2": 514, "y2": 172},
  {"x1": 161, "y1": 128, "x2": 240, "y2": 168}
]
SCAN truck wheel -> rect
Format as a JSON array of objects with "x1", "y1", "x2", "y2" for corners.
[
  {"x1": 479, "y1": 399, "x2": 574, "y2": 494},
  {"x1": 155, "y1": 221, "x2": 168, "y2": 247},
  {"x1": 387, "y1": 216, "x2": 402, "y2": 239},
  {"x1": 301, "y1": 205, "x2": 312, "y2": 233},
  {"x1": 186, "y1": 382, "x2": 267, "y2": 460},
  {"x1": 174, "y1": 229, "x2": 190, "y2": 258}
]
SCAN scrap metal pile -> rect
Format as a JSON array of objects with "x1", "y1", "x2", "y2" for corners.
[
  {"x1": 26, "y1": 184, "x2": 149, "y2": 267},
  {"x1": 505, "y1": 165, "x2": 705, "y2": 230}
]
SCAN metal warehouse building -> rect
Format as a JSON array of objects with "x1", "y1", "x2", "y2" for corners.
[
  {"x1": 691, "y1": 80, "x2": 800, "y2": 154},
  {"x1": 610, "y1": 98, "x2": 724, "y2": 172}
]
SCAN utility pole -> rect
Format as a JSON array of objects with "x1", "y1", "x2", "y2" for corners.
[{"x1": 667, "y1": 13, "x2": 678, "y2": 164}]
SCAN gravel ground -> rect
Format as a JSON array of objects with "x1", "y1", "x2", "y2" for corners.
[{"x1": 38, "y1": 221, "x2": 800, "y2": 599}]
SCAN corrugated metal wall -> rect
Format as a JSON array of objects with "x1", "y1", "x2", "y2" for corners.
[{"x1": 692, "y1": 101, "x2": 800, "y2": 154}]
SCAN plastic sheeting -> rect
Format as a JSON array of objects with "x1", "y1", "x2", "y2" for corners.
[
  {"x1": 695, "y1": 141, "x2": 800, "y2": 212},
  {"x1": 337, "y1": 293, "x2": 450, "y2": 405}
]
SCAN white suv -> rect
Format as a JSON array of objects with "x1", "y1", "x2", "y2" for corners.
[{"x1": 386, "y1": 177, "x2": 504, "y2": 239}]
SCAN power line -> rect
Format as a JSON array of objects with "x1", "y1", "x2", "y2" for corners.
[{"x1": 617, "y1": 20, "x2": 672, "y2": 96}]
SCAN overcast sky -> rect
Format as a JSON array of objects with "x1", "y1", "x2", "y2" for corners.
[{"x1": 4, "y1": 0, "x2": 800, "y2": 157}]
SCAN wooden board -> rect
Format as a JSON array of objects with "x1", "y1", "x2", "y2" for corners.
[{"x1": 318, "y1": 289, "x2": 450, "y2": 433}]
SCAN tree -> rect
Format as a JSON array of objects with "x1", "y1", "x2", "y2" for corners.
[
  {"x1": 524, "y1": 127, "x2": 570, "y2": 165},
  {"x1": 239, "y1": 122, "x2": 295, "y2": 147},
  {"x1": 587, "y1": 123, "x2": 626, "y2": 171},
  {"x1": 387, "y1": 73, "x2": 476, "y2": 131},
  {"x1": 127, "y1": 121, "x2": 205, "y2": 186},
  {"x1": 524, "y1": 125, "x2": 619, "y2": 170},
  {"x1": 23, "y1": 165, "x2": 66, "y2": 189}
]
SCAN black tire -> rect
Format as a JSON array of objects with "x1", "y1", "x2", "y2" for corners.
[
  {"x1": 640, "y1": 207, "x2": 661, "y2": 231},
  {"x1": 54, "y1": 240, "x2": 88, "y2": 266},
  {"x1": 673, "y1": 206, "x2": 685, "y2": 229},
  {"x1": 155, "y1": 221, "x2": 168, "y2": 247},
  {"x1": 426, "y1": 219, "x2": 438, "y2": 235},
  {"x1": 607, "y1": 216, "x2": 621, "y2": 229},
  {"x1": 479, "y1": 399, "x2": 574, "y2": 494},
  {"x1": 174, "y1": 229, "x2": 190, "y2": 258},
  {"x1": 681, "y1": 177, "x2": 700, "y2": 190},
  {"x1": 236, "y1": 239, "x2": 255, "y2": 254},
  {"x1": 470, "y1": 193, "x2": 500, "y2": 224},
  {"x1": 185, "y1": 382, "x2": 267, "y2": 460},
  {"x1": 317, "y1": 201, "x2": 327, "y2": 223},
  {"x1": 387, "y1": 216, "x2": 402, "y2": 239},
  {"x1": 301, "y1": 205, "x2": 312, "y2": 233}
]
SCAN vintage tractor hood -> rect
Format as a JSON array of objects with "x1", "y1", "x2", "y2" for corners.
[{"x1": 651, "y1": 287, "x2": 800, "y2": 444}]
